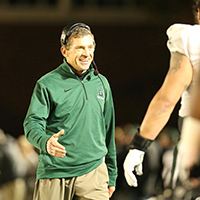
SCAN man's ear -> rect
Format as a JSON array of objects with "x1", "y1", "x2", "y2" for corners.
[{"x1": 60, "y1": 46, "x2": 67, "y2": 57}]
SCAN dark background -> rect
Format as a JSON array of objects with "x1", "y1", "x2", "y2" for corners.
[{"x1": 0, "y1": 0, "x2": 194, "y2": 137}]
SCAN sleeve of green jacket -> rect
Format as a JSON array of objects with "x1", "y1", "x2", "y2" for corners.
[
  {"x1": 103, "y1": 77, "x2": 118, "y2": 186},
  {"x1": 23, "y1": 81, "x2": 51, "y2": 153}
]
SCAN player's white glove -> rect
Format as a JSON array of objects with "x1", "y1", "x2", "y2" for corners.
[
  {"x1": 123, "y1": 149, "x2": 145, "y2": 187},
  {"x1": 123, "y1": 130, "x2": 153, "y2": 187}
]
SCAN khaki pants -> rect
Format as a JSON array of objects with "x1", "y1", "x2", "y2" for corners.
[{"x1": 33, "y1": 162, "x2": 109, "y2": 200}]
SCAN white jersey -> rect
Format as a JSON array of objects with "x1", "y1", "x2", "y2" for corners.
[{"x1": 166, "y1": 23, "x2": 200, "y2": 117}]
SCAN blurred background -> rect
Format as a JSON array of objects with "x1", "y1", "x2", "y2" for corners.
[{"x1": 0, "y1": 0, "x2": 194, "y2": 137}]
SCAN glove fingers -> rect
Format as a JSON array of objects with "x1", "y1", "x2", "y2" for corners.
[
  {"x1": 124, "y1": 170, "x2": 138, "y2": 187},
  {"x1": 123, "y1": 149, "x2": 145, "y2": 187},
  {"x1": 135, "y1": 163, "x2": 143, "y2": 175}
]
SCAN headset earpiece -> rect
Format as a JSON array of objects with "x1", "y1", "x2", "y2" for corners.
[{"x1": 60, "y1": 22, "x2": 91, "y2": 46}]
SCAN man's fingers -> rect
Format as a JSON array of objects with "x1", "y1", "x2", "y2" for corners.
[
  {"x1": 48, "y1": 144, "x2": 66, "y2": 157},
  {"x1": 52, "y1": 129, "x2": 66, "y2": 151},
  {"x1": 54, "y1": 129, "x2": 65, "y2": 138},
  {"x1": 51, "y1": 139, "x2": 66, "y2": 151},
  {"x1": 51, "y1": 139, "x2": 66, "y2": 155},
  {"x1": 47, "y1": 129, "x2": 66, "y2": 157},
  {"x1": 124, "y1": 169, "x2": 138, "y2": 187},
  {"x1": 108, "y1": 186, "x2": 115, "y2": 198}
]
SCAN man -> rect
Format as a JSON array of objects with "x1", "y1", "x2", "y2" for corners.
[
  {"x1": 123, "y1": 0, "x2": 200, "y2": 190},
  {"x1": 23, "y1": 22, "x2": 117, "y2": 200}
]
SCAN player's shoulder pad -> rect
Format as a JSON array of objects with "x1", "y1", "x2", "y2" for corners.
[{"x1": 166, "y1": 23, "x2": 193, "y2": 56}]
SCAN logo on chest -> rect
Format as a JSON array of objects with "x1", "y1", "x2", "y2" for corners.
[{"x1": 97, "y1": 89, "x2": 104, "y2": 100}]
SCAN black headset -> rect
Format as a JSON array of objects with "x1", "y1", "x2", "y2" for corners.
[
  {"x1": 60, "y1": 22, "x2": 99, "y2": 76},
  {"x1": 60, "y1": 22, "x2": 91, "y2": 46}
]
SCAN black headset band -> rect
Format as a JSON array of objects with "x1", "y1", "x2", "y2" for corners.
[{"x1": 61, "y1": 22, "x2": 91, "y2": 45}]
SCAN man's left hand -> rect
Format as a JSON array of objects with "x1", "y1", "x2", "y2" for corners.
[{"x1": 108, "y1": 186, "x2": 115, "y2": 198}]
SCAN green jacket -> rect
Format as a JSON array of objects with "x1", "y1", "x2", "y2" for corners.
[{"x1": 23, "y1": 59, "x2": 117, "y2": 186}]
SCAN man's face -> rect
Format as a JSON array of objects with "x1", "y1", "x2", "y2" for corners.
[{"x1": 63, "y1": 35, "x2": 95, "y2": 74}]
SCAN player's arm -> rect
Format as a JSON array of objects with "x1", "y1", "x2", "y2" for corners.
[
  {"x1": 124, "y1": 52, "x2": 193, "y2": 187},
  {"x1": 140, "y1": 52, "x2": 193, "y2": 140}
]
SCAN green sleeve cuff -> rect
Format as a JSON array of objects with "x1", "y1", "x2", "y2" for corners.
[
  {"x1": 108, "y1": 175, "x2": 117, "y2": 186},
  {"x1": 39, "y1": 134, "x2": 52, "y2": 153}
]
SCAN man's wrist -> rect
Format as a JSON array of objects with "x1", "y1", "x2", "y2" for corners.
[{"x1": 129, "y1": 129, "x2": 153, "y2": 151}]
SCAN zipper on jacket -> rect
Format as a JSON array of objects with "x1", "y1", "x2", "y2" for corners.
[{"x1": 80, "y1": 80, "x2": 88, "y2": 100}]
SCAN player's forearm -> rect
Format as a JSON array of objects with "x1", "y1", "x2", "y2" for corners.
[{"x1": 139, "y1": 93, "x2": 176, "y2": 140}]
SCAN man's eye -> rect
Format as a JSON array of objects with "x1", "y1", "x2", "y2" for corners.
[{"x1": 89, "y1": 46, "x2": 94, "y2": 50}]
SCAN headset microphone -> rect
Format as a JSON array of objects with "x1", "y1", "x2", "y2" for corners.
[{"x1": 92, "y1": 60, "x2": 99, "y2": 76}]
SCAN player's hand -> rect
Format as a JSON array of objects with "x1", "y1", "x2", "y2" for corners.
[
  {"x1": 123, "y1": 149, "x2": 145, "y2": 187},
  {"x1": 108, "y1": 186, "x2": 115, "y2": 198},
  {"x1": 46, "y1": 129, "x2": 66, "y2": 158}
]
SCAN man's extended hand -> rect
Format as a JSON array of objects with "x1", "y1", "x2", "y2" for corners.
[
  {"x1": 46, "y1": 129, "x2": 66, "y2": 158},
  {"x1": 123, "y1": 149, "x2": 145, "y2": 187}
]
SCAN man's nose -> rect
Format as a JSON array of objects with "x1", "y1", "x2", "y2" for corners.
[{"x1": 83, "y1": 48, "x2": 90, "y2": 56}]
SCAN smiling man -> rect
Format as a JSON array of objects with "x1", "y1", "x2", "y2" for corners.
[
  {"x1": 23, "y1": 22, "x2": 117, "y2": 200},
  {"x1": 61, "y1": 27, "x2": 95, "y2": 74}
]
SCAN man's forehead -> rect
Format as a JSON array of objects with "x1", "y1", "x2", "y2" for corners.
[{"x1": 71, "y1": 35, "x2": 94, "y2": 46}]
